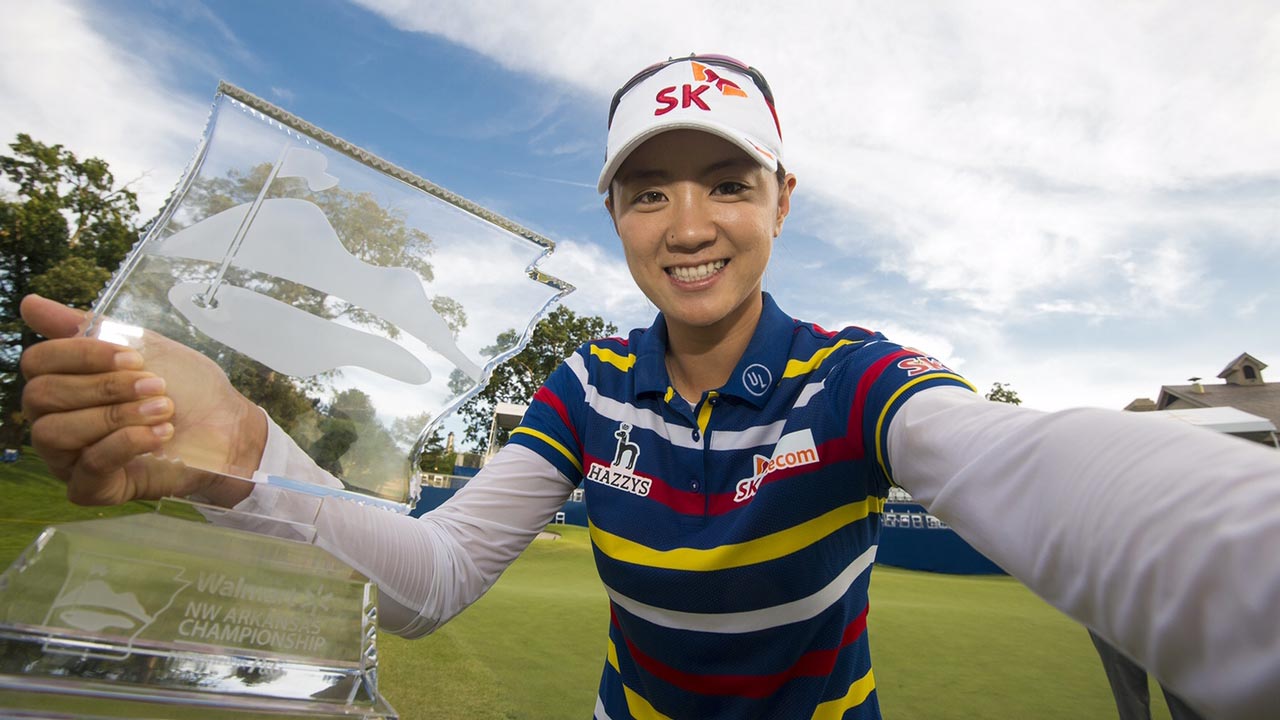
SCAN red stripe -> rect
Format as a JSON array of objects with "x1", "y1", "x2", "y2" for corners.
[
  {"x1": 847, "y1": 349, "x2": 915, "y2": 458},
  {"x1": 612, "y1": 605, "x2": 870, "y2": 699},
  {"x1": 591, "y1": 434, "x2": 866, "y2": 517},
  {"x1": 584, "y1": 453, "x2": 705, "y2": 515},
  {"x1": 533, "y1": 386, "x2": 581, "y2": 451},
  {"x1": 807, "y1": 322, "x2": 838, "y2": 338}
]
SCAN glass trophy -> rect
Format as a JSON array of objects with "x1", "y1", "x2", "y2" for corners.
[{"x1": 0, "y1": 83, "x2": 571, "y2": 717}]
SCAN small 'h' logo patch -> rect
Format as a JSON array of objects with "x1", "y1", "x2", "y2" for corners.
[
  {"x1": 742, "y1": 363, "x2": 772, "y2": 397},
  {"x1": 612, "y1": 423, "x2": 640, "y2": 471},
  {"x1": 585, "y1": 422, "x2": 651, "y2": 497}
]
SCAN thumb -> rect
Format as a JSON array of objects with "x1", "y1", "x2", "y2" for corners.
[{"x1": 20, "y1": 294, "x2": 90, "y2": 340}]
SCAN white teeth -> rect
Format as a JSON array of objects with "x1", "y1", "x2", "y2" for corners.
[{"x1": 669, "y1": 260, "x2": 726, "y2": 282}]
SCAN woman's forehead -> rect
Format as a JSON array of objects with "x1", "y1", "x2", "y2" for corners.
[{"x1": 615, "y1": 130, "x2": 765, "y2": 184}]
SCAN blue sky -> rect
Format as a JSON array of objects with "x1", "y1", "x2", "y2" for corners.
[{"x1": 4, "y1": 0, "x2": 1279, "y2": 439}]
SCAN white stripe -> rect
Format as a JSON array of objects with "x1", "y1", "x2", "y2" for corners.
[
  {"x1": 602, "y1": 544, "x2": 877, "y2": 634},
  {"x1": 594, "y1": 696, "x2": 613, "y2": 720},
  {"x1": 710, "y1": 419, "x2": 786, "y2": 451},
  {"x1": 568, "y1": 354, "x2": 824, "y2": 453},
  {"x1": 794, "y1": 378, "x2": 826, "y2": 409},
  {"x1": 568, "y1": 352, "x2": 701, "y2": 449}
]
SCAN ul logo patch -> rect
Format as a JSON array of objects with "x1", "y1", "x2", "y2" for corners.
[
  {"x1": 612, "y1": 423, "x2": 641, "y2": 471},
  {"x1": 742, "y1": 363, "x2": 773, "y2": 397}
]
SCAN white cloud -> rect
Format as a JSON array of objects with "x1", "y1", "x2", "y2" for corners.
[
  {"x1": 1116, "y1": 244, "x2": 1211, "y2": 313},
  {"x1": 1031, "y1": 300, "x2": 1119, "y2": 318},
  {"x1": 0, "y1": 1, "x2": 208, "y2": 217},
  {"x1": 355, "y1": 0, "x2": 1280, "y2": 319},
  {"x1": 847, "y1": 320, "x2": 965, "y2": 373},
  {"x1": 540, "y1": 238, "x2": 654, "y2": 332},
  {"x1": 9, "y1": 0, "x2": 1275, "y2": 415}
]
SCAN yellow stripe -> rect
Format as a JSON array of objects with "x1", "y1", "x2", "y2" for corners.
[
  {"x1": 695, "y1": 391, "x2": 718, "y2": 436},
  {"x1": 811, "y1": 668, "x2": 876, "y2": 719},
  {"x1": 873, "y1": 373, "x2": 975, "y2": 481},
  {"x1": 590, "y1": 345, "x2": 636, "y2": 373},
  {"x1": 623, "y1": 686, "x2": 672, "y2": 720},
  {"x1": 784, "y1": 339, "x2": 859, "y2": 378},
  {"x1": 589, "y1": 496, "x2": 885, "y2": 572},
  {"x1": 511, "y1": 427, "x2": 582, "y2": 474},
  {"x1": 605, "y1": 640, "x2": 671, "y2": 720}
]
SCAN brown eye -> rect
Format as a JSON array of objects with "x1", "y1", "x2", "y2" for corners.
[{"x1": 713, "y1": 181, "x2": 747, "y2": 195}]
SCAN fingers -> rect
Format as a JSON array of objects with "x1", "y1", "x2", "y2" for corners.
[
  {"x1": 20, "y1": 294, "x2": 89, "y2": 340},
  {"x1": 30, "y1": 395, "x2": 175, "y2": 454},
  {"x1": 65, "y1": 427, "x2": 177, "y2": 506},
  {"x1": 23, "y1": 370, "x2": 162, "y2": 419},
  {"x1": 21, "y1": 337, "x2": 142, "y2": 380}
]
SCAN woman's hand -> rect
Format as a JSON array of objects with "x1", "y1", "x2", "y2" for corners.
[{"x1": 20, "y1": 294, "x2": 264, "y2": 507}]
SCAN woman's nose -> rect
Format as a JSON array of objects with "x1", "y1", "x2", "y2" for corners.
[{"x1": 665, "y1": 193, "x2": 716, "y2": 251}]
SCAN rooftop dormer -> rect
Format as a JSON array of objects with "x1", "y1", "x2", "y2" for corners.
[{"x1": 1218, "y1": 353, "x2": 1267, "y2": 386}]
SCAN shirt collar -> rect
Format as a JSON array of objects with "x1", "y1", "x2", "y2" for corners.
[
  {"x1": 631, "y1": 292, "x2": 795, "y2": 408},
  {"x1": 633, "y1": 314, "x2": 672, "y2": 398}
]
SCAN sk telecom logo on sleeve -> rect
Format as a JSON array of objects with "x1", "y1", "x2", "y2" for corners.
[{"x1": 655, "y1": 61, "x2": 749, "y2": 116}]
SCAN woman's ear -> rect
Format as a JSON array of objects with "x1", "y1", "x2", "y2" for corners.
[
  {"x1": 604, "y1": 194, "x2": 620, "y2": 236},
  {"x1": 774, "y1": 173, "x2": 797, "y2": 237}
]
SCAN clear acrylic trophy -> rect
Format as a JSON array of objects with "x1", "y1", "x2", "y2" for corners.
[{"x1": 0, "y1": 83, "x2": 571, "y2": 718}]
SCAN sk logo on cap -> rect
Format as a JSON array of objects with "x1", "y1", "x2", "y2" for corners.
[{"x1": 655, "y1": 61, "x2": 749, "y2": 117}]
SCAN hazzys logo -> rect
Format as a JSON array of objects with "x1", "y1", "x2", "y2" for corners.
[
  {"x1": 585, "y1": 423, "x2": 651, "y2": 497},
  {"x1": 655, "y1": 61, "x2": 749, "y2": 116}
]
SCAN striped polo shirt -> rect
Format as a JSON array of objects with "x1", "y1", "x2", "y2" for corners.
[{"x1": 509, "y1": 293, "x2": 973, "y2": 719}]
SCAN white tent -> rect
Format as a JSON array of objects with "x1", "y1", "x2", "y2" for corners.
[
  {"x1": 1149, "y1": 406, "x2": 1279, "y2": 446},
  {"x1": 485, "y1": 402, "x2": 529, "y2": 457}
]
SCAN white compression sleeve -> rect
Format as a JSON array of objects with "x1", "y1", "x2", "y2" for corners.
[
  {"x1": 887, "y1": 386, "x2": 1280, "y2": 720},
  {"x1": 233, "y1": 419, "x2": 574, "y2": 638}
]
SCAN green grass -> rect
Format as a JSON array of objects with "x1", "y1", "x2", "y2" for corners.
[
  {"x1": 0, "y1": 448, "x2": 156, "y2": 563},
  {"x1": 377, "y1": 525, "x2": 609, "y2": 719},
  {"x1": 1, "y1": 450, "x2": 1180, "y2": 719}
]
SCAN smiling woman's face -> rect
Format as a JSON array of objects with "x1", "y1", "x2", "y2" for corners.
[{"x1": 607, "y1": 130, "x2": 794, "y2": 338}]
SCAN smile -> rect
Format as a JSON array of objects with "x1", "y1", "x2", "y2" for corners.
[{"x1": 667, "y1": 260, "x2": 726, "y2": 283}]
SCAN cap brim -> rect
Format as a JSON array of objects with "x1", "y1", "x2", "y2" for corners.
[{"x1": 596, "y1": 120, "x2": 780, "y2": 194}]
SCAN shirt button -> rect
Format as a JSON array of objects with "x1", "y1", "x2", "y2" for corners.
[
  {"x1": 691, "y1": 482, "x2": 699, "y2": 491},
  {"x1": 709, "y1": 397, "x2": 719, "y2": 406},
  {"x1": 692, "y1": 430, "x2": 700, "y2": 441}
]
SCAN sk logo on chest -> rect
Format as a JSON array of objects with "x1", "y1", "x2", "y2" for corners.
[
  {"x1": 734, "y1": 429, "x2": 820, "y2": 503},
  {"x1": 586, "y1": 423, "x2": 652, "y2": 497}
]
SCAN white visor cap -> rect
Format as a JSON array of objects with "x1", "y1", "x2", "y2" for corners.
[{"x1": 597, "y1": 58, "x2": 783, "y2": 194}]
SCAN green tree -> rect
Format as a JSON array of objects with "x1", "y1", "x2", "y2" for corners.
[
  {"x1": 418, "y1": 428, "x2": 458, "y2": 474},
  {"x1": 455, "y1": 305, "x2": 616, "y2": 450},
  {"x1": 390, "y1": 413, "x2": 457, "y2": 474},
  {"x1": 0, "y1": 134, "x2": 140, "y2": 446},
  {"x1": 985, "y1": 382, "x2": 1023, "y2": 405}
]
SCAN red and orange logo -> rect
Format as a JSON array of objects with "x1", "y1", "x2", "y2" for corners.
[{"x1": 654, "y1": 61, "x2": 748, "y2": 116}]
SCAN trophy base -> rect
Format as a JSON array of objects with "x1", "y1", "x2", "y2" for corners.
[
  {"x1": 0, "y1": 676, "x2": 396, "y2": 719},
  {"x1": 0, "y1": 500, "x2": 397, "y2": 719}
]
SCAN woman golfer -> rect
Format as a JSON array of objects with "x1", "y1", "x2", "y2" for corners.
[{"x1": 19, "y1": 55, "x2": 1280, "y2": 719}]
